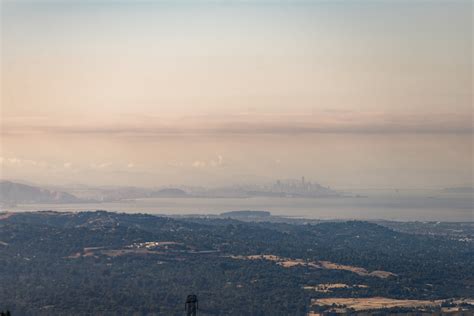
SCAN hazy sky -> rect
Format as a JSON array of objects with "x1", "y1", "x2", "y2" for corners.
[{"x1": 1, "y1": 0, "x2": 472, "y2": 188}]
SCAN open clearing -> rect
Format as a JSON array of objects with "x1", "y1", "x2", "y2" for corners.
[
  {"x1": 312, "y1": 297, "x2": 442, "y2": 311},
  {"x1": 319, "y1": 261, "x2": 397, "y2": 278},
  {"x1": 231, "y1": 254, "x2": 396, "y2": 279},
  {"x1": 304, "y1": 284, "x2": 368, "y2": 293}
]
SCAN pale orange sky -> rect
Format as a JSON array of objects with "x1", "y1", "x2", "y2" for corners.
[{"x1": 1, "y1": 0, "x2": 472, "y2": 188}]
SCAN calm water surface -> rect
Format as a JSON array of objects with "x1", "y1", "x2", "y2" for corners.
[{"x1": 6, "y1": 194, "x2": 473, "y2": 222}]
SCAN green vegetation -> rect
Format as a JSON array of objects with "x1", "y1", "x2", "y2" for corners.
[{"x1": 0, "y1": 211, "x2": 473, "y2": 315}]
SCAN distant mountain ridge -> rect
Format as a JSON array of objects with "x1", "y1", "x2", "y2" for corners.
[
  {"x1": 68, "y1": 186, "x2": 189, "y2": 201},
  {"x1": 443, "y1": 186, "x2": 474, "y2": 193},
  {"x1": 153, "y1": 188, "x2": 187, "y2": 197},
  {"x1": 0, "y1": 181, "x2": 82, "y2": 205},
  {"x1": 1, "y1": 178, "x2": 341, "y2": 206}
]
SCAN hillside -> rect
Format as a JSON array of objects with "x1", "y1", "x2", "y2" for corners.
[
  {"x1": 0, "y1": 211, "x2": 472, "y2": 315},
  {"x1": 0, "y1": 181, "x2": 82, "y2": 205}
]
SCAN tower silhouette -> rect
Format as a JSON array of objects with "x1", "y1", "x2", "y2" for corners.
[{"x1": 185, "y1": 294, "x2": 198, "y2": 316}]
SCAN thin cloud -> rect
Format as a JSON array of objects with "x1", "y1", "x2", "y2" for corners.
[
  {"x1": 2, "y1": 113, "x2": 472, "y2": 136},
  {"x1": 0, "y1": 157, "x2": 43, "y2": 167},
  {"x1": 90, "y1": 162, "x2": 112, "y2": 169},
  {"x1": 192, "y1": 161, "x2": 207, "y2": 168},
  {"x1": 192, "y1": 155, "x2": 225, "y2": 169}
]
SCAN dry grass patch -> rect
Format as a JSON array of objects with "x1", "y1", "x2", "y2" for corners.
[
  {"x1": 101, "y1": 249, "x2": 164, "y2": 257},
  {"x1": 312, "y1": 297, "x2": 442, "y2": 311},
  {"x1": 231, "y1": 254, "x2": 396, "y2": 279}
]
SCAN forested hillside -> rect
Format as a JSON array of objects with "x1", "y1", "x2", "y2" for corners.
[{"x1": 0, "y1": 211, "x2": 472, "y2": 315}]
